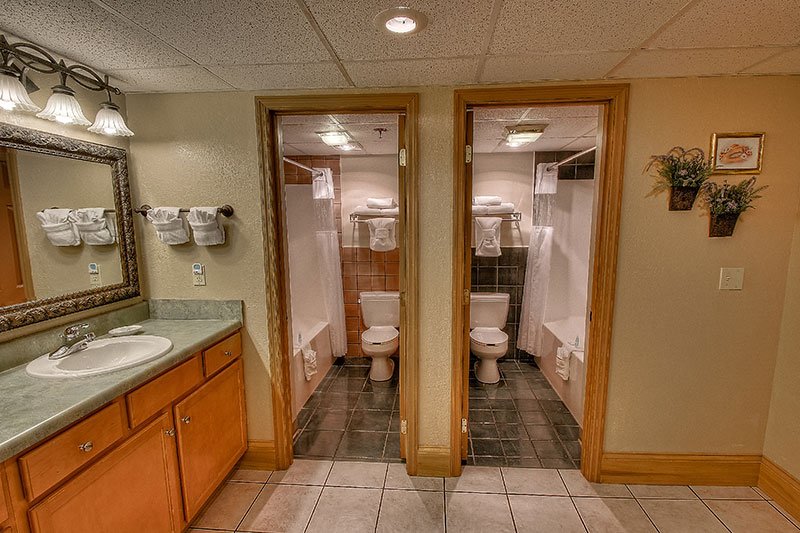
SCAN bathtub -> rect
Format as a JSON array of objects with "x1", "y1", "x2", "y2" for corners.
[
  {"x1": 290, "y1": 319, "x2": 333, "y2": 420},
  {"x1": 537, "y1": 316, "x2": 587, "y2": 426}
]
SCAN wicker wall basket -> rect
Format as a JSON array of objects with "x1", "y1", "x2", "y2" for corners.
[
  {"x1": 709, "y1": 213, "x2": 740, "y2": 237},
  {"x1": 668, "y1": 186, "x2": 700, "y2": 211}
]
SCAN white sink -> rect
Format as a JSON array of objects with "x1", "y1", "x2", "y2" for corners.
[{"x1": 26, "y1": 335, "x2": 173, "y2": 378}]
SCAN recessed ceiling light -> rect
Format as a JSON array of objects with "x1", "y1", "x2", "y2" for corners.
[
  {"x1": 336, "y1": 142, "x2": 363, "y2": 152},
  {"x1": 504, "y1": 124, "x2": 547, "y2": 147},
  {"x1": 375, "y1": 7, "x2": 428, "y2": 35},
  {"x1": 318, "y1": 130, "x2": 350, "y2": 146}
]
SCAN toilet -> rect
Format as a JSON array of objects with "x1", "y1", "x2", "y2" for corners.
[
  {"x1": 359, "y1": 291, "x2": 400, "y2": 381},
  {"x1": 470, "y1": 292, "x2": 511, "y2": 384}
]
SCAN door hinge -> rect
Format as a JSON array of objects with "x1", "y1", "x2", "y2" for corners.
[
  {"x1": 463, "y1": 288, "x2": 470, "y2": 306},
  {"x1": 400, "y1": 419, "x2": 408, "y2": 435},
  {"x1": 465, "y1": 145, "x2": 473, "y2": 164},
  {"x1": 461, "y1": 418, "x2": 468, "y2": 433},
  {"x1": 398, "y1": 148, "x2": 407, "y2": 167}
]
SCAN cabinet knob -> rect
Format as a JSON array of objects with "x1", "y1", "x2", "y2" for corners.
[
  {"x1": 181, "y1": 416, "x2": 192, "y2": 424},
  {"x1": 165, "y1": 428, "x2": 176, "y2": 437},
  {"x1": 79, "y1": 441, "x2": 94, "y2": 452},
  {"x1": 224, "y1": 350, "x2": 233, "y2": 357}
]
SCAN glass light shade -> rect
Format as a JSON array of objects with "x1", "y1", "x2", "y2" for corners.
[
  {"x1": 36, "y1": 85, "x2": 91, "y2": 126},
  {"x1": 385, "y1": 15, "x2": 416, "y2": 33},
  {"x1": 318, "y1": 131, "x2": 350, "y2": 146},
  {"x1": 0, "y1": 71, "x2": 41, "y2": 113},
  {"x1": 336, "y1": 142, "x2": 362, "y2": 152},
  {"x1": 89, "y1": 102, "x2": 134, "y2": 136},
  {"x1": 506, "y1": 131, "x2": 543, "y2": 144}
]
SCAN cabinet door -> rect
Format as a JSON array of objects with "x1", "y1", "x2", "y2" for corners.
[
  {"x1": 175, "y1": 359, "x2": 247, "y2": 521},
  {"x1": 28, "y1": 413, "x2": 182, "y2": 533}
]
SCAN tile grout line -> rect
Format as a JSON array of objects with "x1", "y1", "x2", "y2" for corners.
[
  {"x1": 233, "y1": 481, "x2": 267, "y2": 533},
  {"x1": 373, "y1": 463, "x2": 390, "y2": 533},
  {"x1": 498, "y1": 466, "x2": 520, "y2": 532},
  {"x1": 688, "y1": 486, "x2": 734, "y2": 533},
  {"x1": 300, "y1": 461, "x2": 335, "y2": 533},
  {"x1": 630, "y1": 493, "x2": 662, "y2": 532}
]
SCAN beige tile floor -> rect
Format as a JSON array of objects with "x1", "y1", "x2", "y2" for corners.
[{"x1": 189, "y1": 459, "x2": 800, "y2": 533}]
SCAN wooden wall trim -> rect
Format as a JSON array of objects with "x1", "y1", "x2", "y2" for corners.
[
  {"x1": 759, "y1": 457, "x2": 800, "y2": 522},
  {"x1": 451, "y1": 84, "x2": 630, "y2": 481},
  {"x1": 239, "y1": 440, "x2": 277, "y2": 471},
  {"x1": 600, "y1": 453, "x2": 762, "y2": 486},
  {"x1": 255, "y1": 94, "x2": 420, "y2": 474},
  {"x1": 416, "y1": 446, "x2": 453, "y2": 477}
]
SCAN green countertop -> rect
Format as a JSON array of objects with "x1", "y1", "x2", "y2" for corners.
[{"x1": 0, "y1": 318, "x2": 241, "y2": 462}]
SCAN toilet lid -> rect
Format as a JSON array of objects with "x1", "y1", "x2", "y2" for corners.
[
  {"x1": 470, "y1": 327, "x2": 508, "y2": 346},
  {"x1": 362, "y1": 326, "x2": 399, "y2": 344}
]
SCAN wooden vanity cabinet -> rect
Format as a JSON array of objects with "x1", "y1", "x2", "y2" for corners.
[
  {"x1": 28, "y1": 413, "x2": 182, "y2": 533},
  {"x1": 174, "y1": 359, "x2": 247, "y2": 521},
  {"x1": 0, "y1": 465, "x2": 9, "y2": 527}
]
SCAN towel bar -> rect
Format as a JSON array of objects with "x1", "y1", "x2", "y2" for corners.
[
  {"x1": 471, "y1": 212, "x2": 522, "y2": 223},
  {"x1": 134, "y1": 204, "x2": 234, "y2": 217},
  {"x1": 349, "y1": 213, "x2": 400, "y2": 224}
]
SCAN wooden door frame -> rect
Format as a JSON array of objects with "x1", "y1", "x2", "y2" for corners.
[
  {"x1": 451, "y1": 84, "x2": 629, "y2": 480},
  {"x1": 255, "y1": 93, "x2": 420, "y2": 473},
  {"x1": 0, "y1": 148, "x2": 34, "y2": 302}
]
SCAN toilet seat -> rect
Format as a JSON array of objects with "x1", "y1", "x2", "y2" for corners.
[
  {"x1": 362, "y1": 326, "x2": 399, "y2": 345},
  {"x1": 470, "y1": 327, "x2": 508, "y2": 346}
]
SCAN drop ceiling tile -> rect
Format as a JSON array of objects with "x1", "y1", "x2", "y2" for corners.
[
  {"x1": 107, "y1": 66, "x2": 232, "y2": 93},
  {"x1": 649, "y1": 0, "x2": 800, "y2": 49},
  {"x1": 473, "y1": 107, "x2": 530, "y2": 122},
  {"x1": 482, "y1": 52, "x2": 628, "y2": 83},
  {"x1": 344, "y1": 58, "x2": 478, "y2": 87},
  {"x1": 560, "y1": 136, "x2": 598, "y2": 150},
  {"x1": 282, "y1": 123, "x2": 337, "y2": 144},
  {"x1": 333, "y1": 114, "x2": 398, "y2": 125},
  {"x1": 305, "y1": 0, "x2": 494, "y2": 60},
  {"x1": 473, "y1": 140, "x2": 501, "y2": 154},
  {"x1": 1, "y1": 0, "x2": 190, "y2": 70},
  {"x1": 741, "y1": 47, "x2": 800, "y2": 74},
  {"x1": 523, "y1": 106, "x2": 601, "y2": 119},
  {"x1": 207, "y1": 62, "x2": 348, "y2": 90},
  {"x1": 346, "y1": 123, "x2": 398, "y2": 144},
  {"x1": 283, "y1": 144, "x2": 305, "y2": 156},
  {"x1": 359, "y1": 141, "x2": 398, "y2": 155},
  {"x1": 281, "y1": 115, "x2": 336, "y2": 126},
  {"x1": 101, "y1": 0, "x2": 331, "y2": 65},
  {"x1": 490, "y1": 0, "x2": 688, "y2": 54},
  {"x1": 285, "y1": 143, "x2": 341, "y2": 156},
  {"x1": 610, "y1": 47, "x2": 778, "y2": 78},
  {"x1": 527, "y1": 138, "x2": 577, "y2": 151},
  {"x1": 538, "y1": 117, "x2": 598, "y2": 138}
]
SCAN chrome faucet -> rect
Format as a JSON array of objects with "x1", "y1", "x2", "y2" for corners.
[{"x1": 48, "y1": 323, "x2": 96, "y2": 360}]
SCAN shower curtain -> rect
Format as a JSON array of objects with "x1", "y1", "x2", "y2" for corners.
[
  {"x1": 312, "y1": 168, "x2": 347, "y2": 357},
  {"x1": 517, "y1": 164, "x2": 556, "y2": 356}
]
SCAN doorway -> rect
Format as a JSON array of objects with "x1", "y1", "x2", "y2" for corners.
[
  {"x1": 255, "y1": 94, "x2": 420, "y2": 473},
  {"x1": 451, "y1": 85, "x2": 629, "y2": 480},
  {"x1": 0, "y1": 148, "x2": 32, "y2": 306}
]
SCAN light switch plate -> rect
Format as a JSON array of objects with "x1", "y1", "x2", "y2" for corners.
[
  {"x1": 719, "y1": 267, "x2": 744, "y2": 290},
  {"x1": 88, "y1": 263, "x2": 101, "y2": 287}
]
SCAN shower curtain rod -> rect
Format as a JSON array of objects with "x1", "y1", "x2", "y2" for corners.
[
  {"x1": 283, "y1": 156, "x2": 317, "y2": 173},
  {"x1": 546, "y1": 146, "x2": 597, "y2": 171}
]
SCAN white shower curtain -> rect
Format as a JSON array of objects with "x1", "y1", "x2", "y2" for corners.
[
  {"x1": 312, "y1": 169, "x2": 347, "y2": 357},
  {"x1": 517, "y1": 164, "x2": 556, "y2": 356}
]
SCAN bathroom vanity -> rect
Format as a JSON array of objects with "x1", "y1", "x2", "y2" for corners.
[{"x1": 0, "y1": 323, "x2": 245, "y2": 533}]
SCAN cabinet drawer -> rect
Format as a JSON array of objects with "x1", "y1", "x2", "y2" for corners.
[
  {"x1": 126, "y1": 355, "x2": 203, "y2": 428},
  {"x1": 19, "y1": 401, "x2": 126, "y2": 501},
  {"x1": 203, "y1": 332, "x2": 241, "y2": 377},
  {"x1": 0, "y1": 465, "x2": 8, "y2": 525}
]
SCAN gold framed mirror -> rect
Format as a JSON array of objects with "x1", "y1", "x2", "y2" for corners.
[{"x1": 0, "y1": 123, "x2": 139, "y2": 331}]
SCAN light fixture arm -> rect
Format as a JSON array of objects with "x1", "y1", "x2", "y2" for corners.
[{"x1": 0, "y1": 34, "x2": 121, "y2": 96}]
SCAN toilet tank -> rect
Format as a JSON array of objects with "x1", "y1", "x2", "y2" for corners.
[
  {"x1": 470, "y1": 293, "x2": 510, "y2": 329},
  {"x1": 360, "y1": 291, "x2": 400, "y2": 328}
]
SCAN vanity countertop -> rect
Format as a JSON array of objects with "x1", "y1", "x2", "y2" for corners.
[{"x1": 0, "y1": 318, "x2": 241, "y2": 462}]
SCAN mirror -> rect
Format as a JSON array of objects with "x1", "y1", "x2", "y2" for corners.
[{"x1": 0, "y1": 124, "x2": 139, "y2": 331}]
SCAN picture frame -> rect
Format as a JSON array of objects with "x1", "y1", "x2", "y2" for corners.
[{"x1": 710, "y1": 132, "x2": 764, "y2": 174}]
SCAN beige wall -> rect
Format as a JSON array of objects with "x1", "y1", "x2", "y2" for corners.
[
  {"x1": 340, "y1": 154, "x2": 398, "y2": 248},
  {"x1": 763, "y1": 197, "x2": 800, "y2": 478},
  {"x1": 472, "y1": 152, "x2": 534, "y2": 247},
  {"x1": 15, "y1": 150, "x2": 122, "y2": 299},
  {"x1": 124, "y1": 76, "x2": 800, "y2": 458}
]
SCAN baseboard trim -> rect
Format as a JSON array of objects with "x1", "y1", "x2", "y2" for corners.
[
  {"x1": 416, "y1": 446, "x2": 454, "y2": 477},
  {"x1": 600, "y1": 453, "x2": 762, "y2": 486},
  {"x1": 239, "y1": 440, "x2": 277, "y2": 470},
  {"x1": 759, "y1": 457, "x2": 800, "y2": 522}
]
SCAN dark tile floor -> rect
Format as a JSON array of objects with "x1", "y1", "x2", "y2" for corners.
[
  {"x1": 468, "y1": 358, "x2": 582, "y2": 468},
  {"x1": 293, "y1": 357, "x2": 401, "y2": 462}
]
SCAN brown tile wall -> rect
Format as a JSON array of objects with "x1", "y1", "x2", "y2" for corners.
[
  {"x1": 283, "y1": 156, "x2": 343, "y2": 245},
  {"x1": 341, "y1": 247, "x2": 400, "y2": 356}
]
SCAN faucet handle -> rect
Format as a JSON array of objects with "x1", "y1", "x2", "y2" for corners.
[{"x1": 61, "y1": 323, "x2": 91, "y2": 341}]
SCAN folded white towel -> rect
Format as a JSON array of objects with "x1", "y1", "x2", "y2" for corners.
[
  {"x1": 535, "y1": 163, "x2": 558, "y2": 194},
  {"x1": 473, "y1": 195, "x2": 502, "y2": 206},
  {"x1": 556, "y1": 344, "x2": 571, "y2": 380},
  {"x1": 312, "y1": 168, "x2": 334, "y2": 200},
  {"x1": 366, "y1": 217, "x2": 397, "y2": 252},
  {"x1": 188, "y1": 207, "x2": 225, "y2": 246},
  {"x1": 366, "y1": 197, "x2": 397, "y2": 209},
  {"x1": 69, "y1": 208, "x2": 116, "y2": 245},
  {"x1": 36, "y1": 208, "x2": 80, "y2": 246},
  {"x1": 146, "y1": 207, "x2": 189, "y2": 245},
  {"x1": 474, "y1": 216, "x2": 502, "y2": 257},
  {"x1": 472, "y1": 203, "x2": 515, "y2": 216},
  {"x1": 301, "y1": 344, "x2": 318, "y2": 381},
  {"x1": 354, "y1": 206, "x2": 400, "y2": 216}
]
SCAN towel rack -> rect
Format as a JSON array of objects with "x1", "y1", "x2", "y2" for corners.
[
  {"x1": 472, "y1": 212, "x2": 522, "y2": 223},
  {"x1": 134, "y1": 204, "x2": 235, "y2": 217},
  {"x1": 349, "y1": 213, "x2": 399, "y2": 224},
  {"x1": 39, "y1": 207, "x2": 116, "y2": 214}
]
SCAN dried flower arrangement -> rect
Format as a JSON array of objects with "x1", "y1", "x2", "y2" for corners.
[
  {"x1": 700, "y1": 176, "x2": 768, "y2": 237},
  {"x1": 645, "y1": 146, "x2": 713, "y2": 210}
]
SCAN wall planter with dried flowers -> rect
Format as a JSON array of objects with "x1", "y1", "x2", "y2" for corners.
[
  {"x1": 700, "y1": 176, "x2": 768, "y2": 237},
  {"x1": 645, "y1": 147, "x2": 712, "y2": 211}
]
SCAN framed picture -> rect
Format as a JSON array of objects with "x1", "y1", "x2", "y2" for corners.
[{"x1": 710, "y1": 132, "x2": 764, "y2": 174}]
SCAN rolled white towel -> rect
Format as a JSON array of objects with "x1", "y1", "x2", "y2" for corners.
[
  {"x1": 69, "y1": 208, "x2": 116, "y2": 245},
  {"x1": 472, "y1": 205, "x2": 489, "y2": 215},
  {"x1": 366, "y1": 197, "x2": 397, "y2": 209},
  {"x1": 366, "y1": 217, "x2": 397, "y2": 252},
  {"x1": 354, "y1": 206, "x2": 400, "y2": 216},
  {"x1": 474, "y1": 216, "x2": 502, "y2": 257},
  {"x1": 473, "y1": 195, "x2": 502, "y2": 206},
  {"x1": 146, "y1": 207, "x2": 189, "y2": 245},
  {"x1": 187, "y1": 207, "x2": 225, "y2": 246},
  {"x1": 487, "y1": 202, "x2": 515, "y2": 215},
  {"x1": 36, "y1": 208, "x2": 80, "y2": 246}
]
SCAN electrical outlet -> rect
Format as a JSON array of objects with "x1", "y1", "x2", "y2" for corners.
[
  {"x1": 719, "y1": 267, "x2": 744, "y2": 290},
  {"x1": 88, "y1": 263, "x2": 101, "y2": 287},
  {"x1": 192, "y1": 263, "x2": 206, "y2": 286}
]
